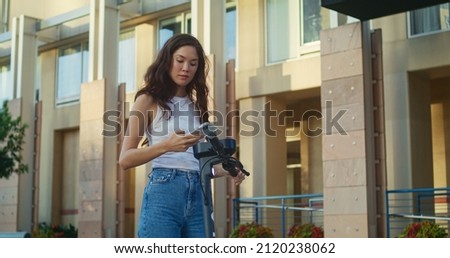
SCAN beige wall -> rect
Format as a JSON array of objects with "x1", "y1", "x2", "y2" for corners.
[
  {"x1": 236, "y1": 0, "x2": 323, "y2": 200},
  {"x1": 236, "y1": 0, "x2": 322, "y2": 100},
  {"x1": 373, "y1": 14, "x2": 450, "y2": 189},
  {"x1": 431, "y1": 78, "x2": 450, "y2": 188},
  {"x1": 287, "y1": 97, "x2": 323, "y2": 194}
]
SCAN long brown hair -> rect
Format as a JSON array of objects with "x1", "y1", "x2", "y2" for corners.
[{"x1": 135, "y1": 33, "x2": 210, "y2": 124}]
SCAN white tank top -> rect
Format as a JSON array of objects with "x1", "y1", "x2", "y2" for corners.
[{"x1": 146, "y1": 96, "x2": 202, "y2": 171}]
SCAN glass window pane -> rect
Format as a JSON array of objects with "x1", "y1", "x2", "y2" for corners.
[
  {"x1": 0, "y1": 61, "x2": 13, "y2": 102},
  {"x1": 410, "y1": 3, "x2": 450, "y2": 36},
  {"x1": 411, "y1": 6, "x2": 441, "y2": 35},
  {"x1": 226, "y1": 5, "x2": 236, "y2": 61},
  {"x1": 118, "y1": 30, "x2": 136, "y2": 93},
  {"x1": 82, "y1": 42, "x2": 89, "y2": 84},
  {"x1": 159, "y1": 16, "x2": 182, "y2": 48},
  {"x1": 185, "y1": 13, "x2": 192, "y2": 35},
  {"x1": 267, "y1": 0, "x2": 294, "y2": 63},
  {"x1": 56, "y1": 44, "x2": 83, "y2": 104},
  {"x1": 440, "y1": 3, "x2": 450, "y2": 30},
  {"x1": 287, "y1": 140, "x2": 301, "y2": 165},
  {"x1": 302, "y1": 0, "x2": 330, "y2": 44}
]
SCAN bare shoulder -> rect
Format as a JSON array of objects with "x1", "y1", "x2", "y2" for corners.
[
  {"x1": 133, "y1": 94, "x2": 156, "y2": 111},
  {"x1": 132, "y1": 94, "x2": 158, "y2": 121}
]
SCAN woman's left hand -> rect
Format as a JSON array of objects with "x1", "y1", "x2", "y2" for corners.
[
  {"x1": 212, "y1": 164, "x2": 246, "y2": 185},
  {"x1": 232, "y1": 171, "x2": 246, "y2": 186}
]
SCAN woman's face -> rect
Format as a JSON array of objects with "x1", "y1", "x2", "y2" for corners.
[{"x1": 170, "y1": 45, "x2": 199, "y2": 88}]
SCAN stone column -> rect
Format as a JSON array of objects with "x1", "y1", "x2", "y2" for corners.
[
  {"x1": 239, "y1": 97, "x2": 287, "y2": 197},
  {"x1": 320, "y1": 22, "x2": 383, "y2": 237},
  {"x1": 9, "y1": 15, "x2": 38, "y2": 232},
  {"x1": 132, "y1": 22, "x2": 155, "y2": 236},
  {"x1": 192, "y1": 0, "x2": 229, "y2": 237},
  {"x1": 78, "y1": 0, "x2": 119, "y2": 237}
]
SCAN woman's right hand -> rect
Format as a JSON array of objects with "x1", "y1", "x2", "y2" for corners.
[{"x1": 164, "y1": 130, "x2": 203, "y2": 152}]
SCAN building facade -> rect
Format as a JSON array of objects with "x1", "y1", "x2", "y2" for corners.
[{"x1": 0, "y1": 0, "x2": 449, "y2": 237}]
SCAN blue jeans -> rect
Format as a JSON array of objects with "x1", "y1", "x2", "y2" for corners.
[{"x1": 137, "y1": 168, "x2": 207, "y2": 238}]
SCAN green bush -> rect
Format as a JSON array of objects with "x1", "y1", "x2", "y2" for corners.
[
  {"x1": 32, "y1": 222, "x2": 78, "y2": 238},
  {"x1": 0, "y1": 100, "x2": 28, "y2": 179},
  {"x1": 398, "y1": 221, "x2": 447, "y2": 238}
]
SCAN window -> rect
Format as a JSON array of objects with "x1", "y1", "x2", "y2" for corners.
[
  {"x1": 301, "y1": 0, "x2": 329, "y2": 44},
  {"x1": 158, "y1": 3, "x2": 236, "y2": 60},
  {"x1": 266, "y1": 0, "x2": 357, "y2": 63},
  {"x1": 409, "y1": 3, "x2": 450, "y2": 37},
  {"x1": 286, "y1": 127, "x2": 301, "y2": 195},
  {"x1": 0, "y1": 60, "x2": 12, "y2": 102},
  {"x1": 56, "y1": 42, "x2": 88, "y2": 105},
  {"x1": 158, "y1": 13, "x2": 191, "y2": 49},
  {"x1": 0, "y1": 0, "x2": 9, "y2": 33},
  {"x1": 266, "y1": 0, "x2": 297, "y2": 63},
  {"x1": 118, "y1": 30, "x2": 136, "y2": 93},
  {"x1": 225, "y1": 1, "x2": 237, "y2": 61}
]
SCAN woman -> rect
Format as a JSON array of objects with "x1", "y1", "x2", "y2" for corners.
[{"x1": 119, "y1": 33, "x2": 245, "y2": 238}]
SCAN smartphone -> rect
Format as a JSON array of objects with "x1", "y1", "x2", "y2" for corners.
[{"x1": 190, "y1": 122, "x2": 212, "y2": 135}]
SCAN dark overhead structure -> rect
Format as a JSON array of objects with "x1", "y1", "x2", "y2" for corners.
[{"x1": 321, "y1": 0, "x2": 449, "y2": 20}]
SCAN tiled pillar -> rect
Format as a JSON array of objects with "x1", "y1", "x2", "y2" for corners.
[
  {"x1": 320, "y1": 22, "x2": 381, "y2": 237},
  {"x1": 192, "y1": 0, "x2": 229, "y2": 237},
  {"x1": 79, "y1": 80, "x2": 106, "y2": 237}
]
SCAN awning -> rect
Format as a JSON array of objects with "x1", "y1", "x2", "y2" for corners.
[{"x1": 321, "y1": 0, "x2": 449, "y2": 20}]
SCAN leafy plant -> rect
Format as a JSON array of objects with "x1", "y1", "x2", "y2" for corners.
[
  {"x1": 287, "y1": 223, "x2": 324, "y2": 238},
  {"x1": 0, "y1": 100, "x2": 28, "y2": 179},
  {"x1": 229, "y1": 222, "x2": 274, "y2": 238},
  {"x1": 398, "y1": 221, "x2": 447, "y2": 238},
  {"x1": 32, "y1": 222, "x2": 78, "y2": 238}
]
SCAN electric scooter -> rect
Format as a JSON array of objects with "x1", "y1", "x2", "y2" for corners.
[{"x1": 192, "y1": 122, "x2": 250, "y2": 237}]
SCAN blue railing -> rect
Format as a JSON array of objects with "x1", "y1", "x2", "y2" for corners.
[
  {"x1": 232, "y1": 194, "x2": 323, "y2": 237},
  {"x1": 386, "y1": 187, "x2": 450, "y2": 237}
]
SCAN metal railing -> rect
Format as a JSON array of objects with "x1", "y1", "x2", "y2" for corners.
[
  {"x1": 232, "y1": 194, "x2": 323, "y2": 237},
  {"x1": 386, "y1": 187, "x2": 450, "y2": 237},
  {"x1": 0, "y1": 232, "x2": 31, "y2": 238},
  {"x1": 232, "y1": 187, "x2": 449, "y2": 238}
]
